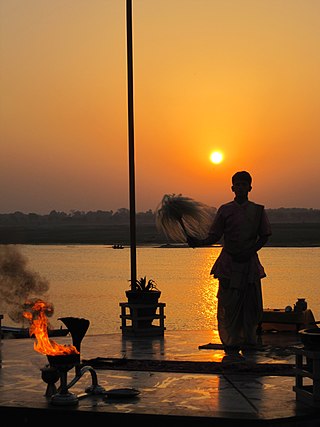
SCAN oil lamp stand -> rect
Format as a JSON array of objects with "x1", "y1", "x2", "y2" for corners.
[
  {"x1": 42, "y1": 363, "x2": 106, "y2": 406},
  {"x1": 40, "y1": 317, "x2": 106, "y2": 405}
]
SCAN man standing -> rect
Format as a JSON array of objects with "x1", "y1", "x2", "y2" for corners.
[{"x1": 187, "y1": 171, "x2": 272, "y2": 354}]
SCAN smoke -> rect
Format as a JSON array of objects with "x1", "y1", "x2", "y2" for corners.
[{"x1": 0, "y1": 245, "x2": 50, "y2": 323}]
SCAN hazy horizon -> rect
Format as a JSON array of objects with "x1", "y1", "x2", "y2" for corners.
[{"x1": 0, "y1": 205, "x2": 319, "y2": 216}]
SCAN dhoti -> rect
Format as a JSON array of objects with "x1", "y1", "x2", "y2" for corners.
[{"x1": 217, "y1": 263, "x2": 263, "y2": 348}]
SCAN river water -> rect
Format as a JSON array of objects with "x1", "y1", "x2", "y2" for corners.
[{"x1": 3, "y1": 245, "x2": 320, "y2": 336}]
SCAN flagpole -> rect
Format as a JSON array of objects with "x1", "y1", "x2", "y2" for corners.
[{"x1": 126, "y1": 0, "x2": 137, "y2": 288}]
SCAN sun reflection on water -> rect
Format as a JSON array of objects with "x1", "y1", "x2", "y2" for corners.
[{"x1": 196, "y1": 254, "x2": 219, "y2": 330}]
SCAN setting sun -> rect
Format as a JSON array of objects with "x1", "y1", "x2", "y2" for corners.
[{"x1": 210, "y1": 151, "x2": 224, "y2": 164}]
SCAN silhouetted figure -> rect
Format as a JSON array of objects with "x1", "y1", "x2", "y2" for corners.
[{"x1": 187, "y1": 171, "x2": 272, "y2": 355}]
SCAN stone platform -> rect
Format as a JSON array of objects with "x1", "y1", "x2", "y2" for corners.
[{"x1": 1, "y1": 330, "x2": 320, "y2": 426}]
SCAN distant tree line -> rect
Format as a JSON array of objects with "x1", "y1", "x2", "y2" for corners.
[
  {"x1": 266, "y1": 208, "x2": 320, "y2": 223},
  {"x1": 0, "y1": 207, "x2": 319, "y2": 225}
]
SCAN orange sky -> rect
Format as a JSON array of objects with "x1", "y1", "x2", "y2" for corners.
[{"x1": 0, "y1": 0, "x2": 319, "y2": 214}]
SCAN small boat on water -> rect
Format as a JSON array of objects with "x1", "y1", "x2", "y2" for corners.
[
  {"x1": 112, "y1": 244, "x2": 124, "y2": 249},
  {"x1": 1, "y1": 325, "x2": 69, "y2": 339}
]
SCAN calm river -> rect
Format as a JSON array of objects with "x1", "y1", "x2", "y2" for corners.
[{"x1": 3, "y1": 245, "x2": 320, "y2": 335}]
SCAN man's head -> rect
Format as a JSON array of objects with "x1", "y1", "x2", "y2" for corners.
[
  {"x1": 232, "y1": 171, "x2": 252, "y2": 185},
  {"x1": 231, "y1": 171, "x2": 252, "y2": 201}
]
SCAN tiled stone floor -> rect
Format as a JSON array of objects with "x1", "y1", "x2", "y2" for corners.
[{"x1": 0, "y1": 330, "x2": 320, "y2": 426}]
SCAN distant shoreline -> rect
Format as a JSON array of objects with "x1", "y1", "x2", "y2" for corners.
[{"x1": 0, "y1": 223, "x2": 319, "y2": 247}]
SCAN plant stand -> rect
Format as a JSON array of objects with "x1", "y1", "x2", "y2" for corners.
[
  {"x1": 119, "y1": 302, "x2": 166, "y2": 336},
  {"x1": 293, "y1": 347, "x2": 320, "y2": 407}
]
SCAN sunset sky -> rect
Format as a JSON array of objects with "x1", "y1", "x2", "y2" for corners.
[{"x1": 1, "y1": 0, "x2": 319, "y2": 214}]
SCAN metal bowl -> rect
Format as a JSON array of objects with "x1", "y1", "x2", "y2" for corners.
[
  {"x1": 47, "y1": 353, "x2": 80, "y2": 369},
  {"x1": 299, "y1": 328, "x2": 320, "y2": 350}
]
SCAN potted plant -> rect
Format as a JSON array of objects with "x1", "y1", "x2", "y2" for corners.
[{"x1": 125, "y1": 276, "x2": 161, "y2": 328}]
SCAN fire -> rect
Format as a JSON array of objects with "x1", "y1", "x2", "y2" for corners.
[{"x1": 23, "y1": 299, "x2": 79, "y2": 356}]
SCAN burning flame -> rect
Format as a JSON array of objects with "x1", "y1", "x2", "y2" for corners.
[{"x1": 23, "y1": 299, "x2": 79, "y2": 356}]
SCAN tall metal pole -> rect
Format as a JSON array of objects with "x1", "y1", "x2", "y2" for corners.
[{"x1": 126, "y1": 0, "x2": 137, "y2": 288}]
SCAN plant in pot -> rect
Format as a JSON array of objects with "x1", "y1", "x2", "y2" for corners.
[{"x1": 126, "y1": 276, "x2": 161, "y2": 328}]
